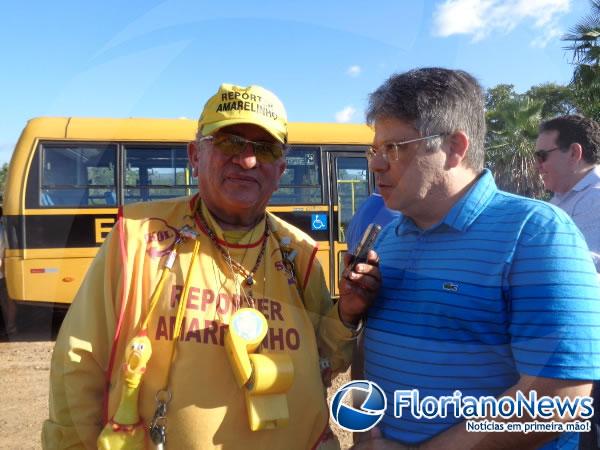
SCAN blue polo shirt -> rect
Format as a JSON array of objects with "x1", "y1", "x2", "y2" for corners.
[{"x1": 364, "y1": 169, "x2": 600, "y2": 449}]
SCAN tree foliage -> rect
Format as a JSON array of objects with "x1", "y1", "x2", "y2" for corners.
[
  {"x1": 562, "y1": 0, "x2": 600, "y2": 120},
  {"x1": 484, "y1": 83, "x2": 580, "y2": 198},
  {"x1": 485, "y1": 85, "x2": 547, "y2": 198},
  {"x1": 0, "y1": 163, "x2": 8, "y2": 202},
  {"x1": 525, "y1": 83, "x2": 578, "y2": 118}
]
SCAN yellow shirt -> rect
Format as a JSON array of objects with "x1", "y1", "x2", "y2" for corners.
[{"x1": 43, "y1": 195, "x2": 353, "y2": 449}]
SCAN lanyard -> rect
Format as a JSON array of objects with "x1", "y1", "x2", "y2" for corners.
[{"x1": 145, "y1": 227, "x2": 201, "y2": 448}]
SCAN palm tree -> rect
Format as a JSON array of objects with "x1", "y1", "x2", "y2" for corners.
[
  {"x1": 485, "y1": 93, "x2": 547, "y2": 198},
  {"x1": 562, "y1": 0, "x2": 600, "y2": 119}
]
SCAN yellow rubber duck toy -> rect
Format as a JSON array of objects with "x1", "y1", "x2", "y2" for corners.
[{"x1": 97, "y1": 331, "x2": 153, "y2": 450}]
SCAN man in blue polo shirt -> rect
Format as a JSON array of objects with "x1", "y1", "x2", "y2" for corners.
[{"x1": 355, "y1": 68, "x2": 600, "y2": 450}]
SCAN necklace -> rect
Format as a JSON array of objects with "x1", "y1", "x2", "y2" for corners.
[{"x1": 196, "y1": 205, "x2": 270, "y2": 287}]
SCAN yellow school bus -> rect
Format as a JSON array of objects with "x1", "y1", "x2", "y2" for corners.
[{"x1": 2, "y1": 117, "x2": 374, "y2": 310}]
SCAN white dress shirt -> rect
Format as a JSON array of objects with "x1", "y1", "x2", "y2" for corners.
[{"x1": 551, "y1": 165, "x2": 600, "y2": 272}]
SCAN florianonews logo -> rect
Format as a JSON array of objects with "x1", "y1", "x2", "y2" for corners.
[{"x1": 330, "y1": 380, "x2": 387, "y2": 432}]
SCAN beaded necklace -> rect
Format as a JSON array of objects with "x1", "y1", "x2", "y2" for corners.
[{"x1": 196, "y1": 204, "x2": 270, "y2": 287}]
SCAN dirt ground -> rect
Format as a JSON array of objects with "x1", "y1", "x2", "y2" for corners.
[{"x1": 0, "y1": 305, "x2": 352, "y2": 450}]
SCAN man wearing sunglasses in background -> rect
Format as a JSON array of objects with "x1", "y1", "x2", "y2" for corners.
[
  {"x1": 353, "y1": 68, "x2": 600, "y2": 450},
  {"x1": 535, "y1": 115, "x2": 600, "y2": 273},
  {"x1": 535, "y1": 115, "x2": 600, "y2": 450},
  {"x1": 44, "y1": 84, "x2": 380, "y2": 449}
]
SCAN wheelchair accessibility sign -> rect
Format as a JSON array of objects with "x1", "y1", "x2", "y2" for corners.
[{"x1": 311, "y1": 214, "x2": 328, "y2": 231}]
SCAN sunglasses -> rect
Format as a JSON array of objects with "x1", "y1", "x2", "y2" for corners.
[
  {"x1": 534, "y1": 147, "x2": 560, "y2": 163},
  {"x1": 199, "y1": 132, "x2": 286, "y2": 163}
]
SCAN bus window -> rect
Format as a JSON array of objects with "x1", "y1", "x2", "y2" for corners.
[
  {"x1": 124, "y1": 145, "x2": 196, "y2": 203},
  {"x1": 6, "y1": 118, "x2": 372, "y2": 306},
  {"x1": 38, "y1": 144, "x2": 117, "y2": 207},
  {"x1": 271, "y1": 146, "x2": 322, "y2": 205}
]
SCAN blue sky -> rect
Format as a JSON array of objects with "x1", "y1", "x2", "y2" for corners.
[{"x1": 0, "y1": 0, "x2": 591, "y2": 165}]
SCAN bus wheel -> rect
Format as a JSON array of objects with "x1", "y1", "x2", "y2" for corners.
[{"x1": 0, "y1": 280, "x2": 18, "y2": 340}]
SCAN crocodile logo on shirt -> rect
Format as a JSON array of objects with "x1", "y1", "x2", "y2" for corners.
[{"x1": 443, "y1": 282, "x2": 458, "y2": 292}]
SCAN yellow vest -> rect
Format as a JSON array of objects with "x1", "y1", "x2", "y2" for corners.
[{"x1": 43, "y1": 195, "x2": 353, "y2": 450}]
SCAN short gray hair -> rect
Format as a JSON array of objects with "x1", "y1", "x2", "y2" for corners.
[{"x1": 366, "y1": 67, "x2": 486, "y2": 171}]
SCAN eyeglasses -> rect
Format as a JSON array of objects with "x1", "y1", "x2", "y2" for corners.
[
  {"x1": 199, "y1": 132, "x2": 286, "y2": 163},
  {"x1": 366, "y1": 134, "x2": 444, "y2": 162},
  {"x1": 533, "y1": 147, "x2": 560, "y2": 163}
]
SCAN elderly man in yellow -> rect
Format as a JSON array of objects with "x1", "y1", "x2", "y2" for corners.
[{"x1": 42, "y1": 83, "x2": 380, "y2": 450}]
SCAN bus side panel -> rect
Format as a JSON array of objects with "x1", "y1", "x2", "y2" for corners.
[{"x1": 5, "y1": 257, "x2": 93, "y2": 304}]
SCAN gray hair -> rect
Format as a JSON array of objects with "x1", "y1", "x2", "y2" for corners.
[{"x1": 366, "y1": 67, "x2": 486, "y2": 171}]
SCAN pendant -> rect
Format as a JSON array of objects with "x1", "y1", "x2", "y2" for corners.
[{"x1": 245, "y1": 275, "x2": 255, "y2": 286}]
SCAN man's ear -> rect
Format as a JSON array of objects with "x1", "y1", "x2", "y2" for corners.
[
  {"x1": 188, "y1": 141, "x2": 199, "y2": 177},
  {"x1": 568, "y1": 142, "x2": 583, "y2": 164},
  {"x1": 445, "y1": 131, "x2": 469, "y2": 169}
]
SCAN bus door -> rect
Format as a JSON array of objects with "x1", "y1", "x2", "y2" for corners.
[{"x1": 326, "y1": 149, "x2": 370, "y2": 297}]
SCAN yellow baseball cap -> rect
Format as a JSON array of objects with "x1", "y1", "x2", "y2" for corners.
[{"x1": 198, "y1": 84, "x2": 288, "y2": 144}]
